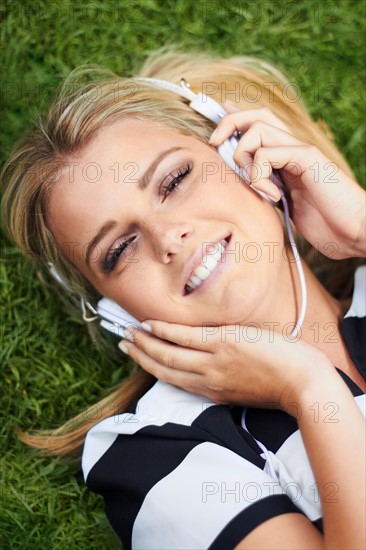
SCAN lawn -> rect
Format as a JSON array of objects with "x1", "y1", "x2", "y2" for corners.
[{"x1": 0, "y1": 0, "x2": 365, "y2": 548}]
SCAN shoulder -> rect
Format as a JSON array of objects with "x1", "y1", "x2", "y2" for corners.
[
  {"x1": 341, "y1": 264, "x2": 366, "y2": 380},
  {"x1": 343, "y1": 264, "x2": 366, "y2": 320},
  {"x1": 81, "y1": 382, "x2": 303, "y2": 550},
  {"x1": 81, "y1": 380, "x2": 262, "y2": 483},
  {"x1": 82, "y1": 380, "x2": 220, "y2": 481}
]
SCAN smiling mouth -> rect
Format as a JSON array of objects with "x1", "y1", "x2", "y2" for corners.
[{"x1": 183, "y1": 234, "x2": 232, "y2": 296}]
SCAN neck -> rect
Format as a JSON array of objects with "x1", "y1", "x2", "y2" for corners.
[{"x1": 270, "y1": 245, "x2": 365, "y2": 392}]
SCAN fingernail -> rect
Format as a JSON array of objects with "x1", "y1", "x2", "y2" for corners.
[
  {"x1": 209, "y1": 129, "x2": 218, "y2": 143},
  {"x1": 267, "y1": 184, "x2": 282, "y2": 202},
  {"x1": 118, "y1": 341, "x2": 130, "y2": 354},
  {"x1": 252, "y1": 182, "x2": 281, "y2": 202},
  {"x1": 141, "y1": 322, "x2": 152, "y2": 332}
]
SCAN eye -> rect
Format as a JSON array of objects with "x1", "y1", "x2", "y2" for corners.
[
  {"x1": 102, "y1": 162, "x2": 193, "y2": 274},
  {"x1": 102, "y1": 236, "x2": 137, "y2": 274},
  {"x1": 159, "y1": 163, "x2": 192, "y2": 202}
]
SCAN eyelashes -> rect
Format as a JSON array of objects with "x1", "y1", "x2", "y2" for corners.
[
  {"x1": 101, "y1": 163, "x2": 193, "y2": 274},
  {"x1": 159, "y1": 163, "x2": 192, "y2": 202},
  {"x1": 102, "y1": 235, "x2": 137, "y2": 274}
]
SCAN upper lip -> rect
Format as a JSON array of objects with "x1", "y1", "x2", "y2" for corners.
[{"x1": 182, "y1": 233, "x2": 232, "y2": 295}]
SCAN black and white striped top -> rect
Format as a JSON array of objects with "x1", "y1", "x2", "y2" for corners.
[{"x1": 82, "y1": 266, "x2": 366, "y2": 550}]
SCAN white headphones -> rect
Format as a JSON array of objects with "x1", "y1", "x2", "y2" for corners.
[{"x1": 48, "y1": 77, "x2": 307, "y2": 338}]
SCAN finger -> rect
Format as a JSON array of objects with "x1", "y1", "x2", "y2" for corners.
[
  {"x1": 209, "y1": 107, "x2": 292, "y2": 145},
  {"x1": 122, "y1": 327, "x2": 208, "y2": 374},
  {"x1": 221, "y1": 100, "x2": 242, "y2": 113},
  {"x1": 122, "y1": 341, "x2": 205, "y2": 392},
  {"x1": 233, "y1": 121, "x2": 303, "y2": 166},
  {"x1": 250, "y1": 144, "x2": 315, "y2": 194},
  {"x1": 140, "y1": 320, "x2": 216, "y2": 352}
]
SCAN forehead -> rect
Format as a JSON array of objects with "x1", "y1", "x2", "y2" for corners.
[
  {"x1": 72, "y1": 117, "x2": 189, "y2": 163},
  {"x1": 50, "y1": 117, "x2": 197, "y2": 206}
]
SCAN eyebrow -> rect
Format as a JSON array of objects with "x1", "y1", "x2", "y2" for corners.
[{"x1": 85, "y1": 146, "x2": 185, "y2": 270}]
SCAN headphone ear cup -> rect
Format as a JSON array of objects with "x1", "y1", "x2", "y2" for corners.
[
  {"x1": 217, "y1": 137, "x2": 277, "y2": 205},
  {"x1": 217, "y1": 136, "x2": 248, "y2": 181},
  {"x1": 97, "y1": 297, "x2": 147, "y2": 338}
]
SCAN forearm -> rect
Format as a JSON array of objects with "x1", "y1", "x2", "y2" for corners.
[
  {"x1": 294, "y1": 365, "x2": 365, "y2": 548},
  {"x1": 344, "y1": 188, "x2": 366, "y2": 258}
]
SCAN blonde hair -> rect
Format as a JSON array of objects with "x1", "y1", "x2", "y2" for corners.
[{"x1": 1, "y1": 46, "x2": 361, "y2": 457}]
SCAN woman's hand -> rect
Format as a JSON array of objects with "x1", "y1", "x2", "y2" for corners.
[
  {"x1": 209, "y1": 103, "x2": 366, "y2": 259},
  {"x1": 119, "y1": 320, "x2": 333, "y2": 413}
]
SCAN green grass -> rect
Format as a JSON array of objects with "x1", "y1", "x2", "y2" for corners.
[{"x1": 0, "y1": 0, "x2": 365, "y2": 548}]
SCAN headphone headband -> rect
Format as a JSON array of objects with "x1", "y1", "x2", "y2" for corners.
[{"x1": 135, "y1": 76, "x2": 228, "y2": 124}]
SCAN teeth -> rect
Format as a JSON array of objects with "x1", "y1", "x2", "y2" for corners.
[
  {"x1": 191, "y1": 274, "x2": 202, "y2": 286},
  {"x1": 185, "y1": 239, "x2": 228, "y2": 292},
  {"x1": 202, "y1": 243, "x2": 225, "y2": 269},
  {"x1": 195, "y1": 265, "x2": 211, "y2": 280}
]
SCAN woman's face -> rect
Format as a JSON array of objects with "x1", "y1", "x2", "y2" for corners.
[{"x1": 48, "y1": 118, "x2": 287, "y2": 326}]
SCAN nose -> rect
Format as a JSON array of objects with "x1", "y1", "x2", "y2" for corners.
[{"x1": 147, "y1": 221, "x2": 192, "y2": 263}]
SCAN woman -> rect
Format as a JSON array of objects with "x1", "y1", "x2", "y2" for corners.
[{"x1": 1, "y1": 49, "x2": 365, "y2": 549}]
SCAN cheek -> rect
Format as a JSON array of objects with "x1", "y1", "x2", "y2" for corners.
[
  {"x1": 202, "y1": 167, "x2": 264, "y2": 209},
  {"x1": 106, "y1": 270, "x2": 165, "y2": 322},
  {"x1": 209, "y1": 171, "x2": 283, "y2": 239},
  {"x1": 187, "y1": 170, "x2": 243, "y2": 224}
]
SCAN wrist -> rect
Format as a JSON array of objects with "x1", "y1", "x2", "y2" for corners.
[{"x1": 278, "y1": 350, "x2": 335, "y2": 418}]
